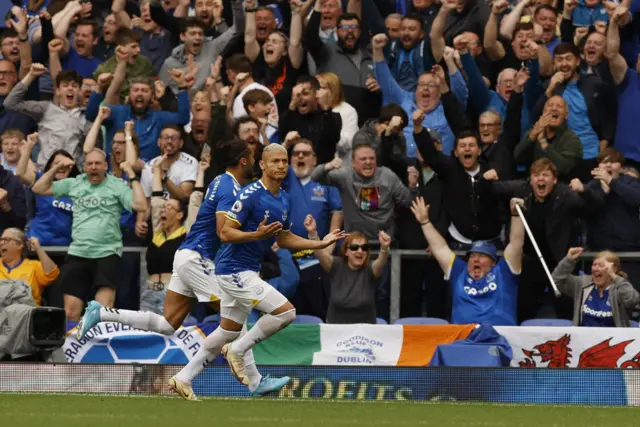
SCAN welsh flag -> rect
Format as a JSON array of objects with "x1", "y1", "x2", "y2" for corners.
[{"x1": 253, "y1": 323, "x2": 491, "y2": 366}]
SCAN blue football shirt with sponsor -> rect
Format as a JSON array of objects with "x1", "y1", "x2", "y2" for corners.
[
  {"x1": 282, "y1": 166, "x2": 342, "y2": 269},
  {"x1": 215, "y1": 180, "x2": 292, "y2": 274},
  {"x1": 180, "y1": 172, "x2": 241, "y2": 261},
  {"x1": 448, "y1": 256, "x2": 520, "y2": 326},
  {"x1": 581, "y1": 287, "x2": 615, "y2": 327}
]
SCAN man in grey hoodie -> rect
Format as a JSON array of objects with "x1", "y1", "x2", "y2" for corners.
[
  {"x1": 159, "y1": 0, "x2": 245, "y2": 94},
  {"x1": 310, "y1": 141, "x2": 416, "y2": 241}
]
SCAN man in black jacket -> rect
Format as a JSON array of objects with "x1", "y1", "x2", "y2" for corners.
[
  {"x1": 570, "y1": 148, "x2": 640, "y2": 292},
  {"x1": 492, "y1": 158, "x2": 605, "y2": 322},
  {"x1": 395, "y1": 129, "x2": 449, "y2": 318},
  {"x1": 478, "y1": 110, "x2": 517, "y2": 181},
  {"x1": 414, "y1": 111, "x2": 504, "y2": 251},
  {"x1": 279, "y1": 76, "x2": 342, "y2": 164},
  {"x1": 0, "y1": 164, "x2": 26, "y2": 234}
]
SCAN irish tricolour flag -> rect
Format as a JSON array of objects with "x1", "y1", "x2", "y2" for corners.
[{"x1": 252, "y1": 324, "x2": 476, "y2": 366}]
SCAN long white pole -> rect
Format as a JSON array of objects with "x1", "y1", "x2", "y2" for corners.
[{"x1": 515, "y1": 203, "x2": 561, "y2": 298}]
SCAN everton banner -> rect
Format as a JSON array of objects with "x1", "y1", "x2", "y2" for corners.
[{"x1": 63, "y1": 322, "x2": 217, "y2": 364}]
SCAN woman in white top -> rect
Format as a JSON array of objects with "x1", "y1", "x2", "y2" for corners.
[{"x1": 317, "y1": 72, "x2": 359, "y2": 160}]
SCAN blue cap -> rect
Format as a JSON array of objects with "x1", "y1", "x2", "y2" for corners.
[{"x1": 467, "y1": 241, "x2": 497, "y2": 261}]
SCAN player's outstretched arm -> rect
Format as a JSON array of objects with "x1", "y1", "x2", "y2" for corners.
[
  {"x1": 410, "y1": 196, "x2": 454, "y2": 274},
  {"x1": 220, "y1": 216, "x2": 283, "y2": 243},
  {"x1": 504, "y1": 198, "x2": 525, "y2": 273},
  {"x1": 277, "y1": 228, "x2": 347, "y2": 252}
]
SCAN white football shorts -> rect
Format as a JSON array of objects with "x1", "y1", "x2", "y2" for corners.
[
  {"x1": 216, "y1": 270, "x2": 288, "y2": 323},
  {"x1": 168, "y1": 249, "x2": 226, "y2": 303}
]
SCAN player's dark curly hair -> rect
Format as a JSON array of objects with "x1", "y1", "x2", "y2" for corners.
[
  {"x1": 216, "y1": 139, "x2": 252, "y2": 168},
  {"x1": 210, "y1": 139, "x2": 253, "y2": 177}
]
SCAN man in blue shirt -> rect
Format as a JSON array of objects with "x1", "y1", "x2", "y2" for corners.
[
  {"x1": 282, "y1": 138, "x2": 343, "y2": 319},
  {"x1": 85, "y1": 73, "x2": 190, "y2": 161},
  {"x1": 170, "y1": 144, "x2": 345, "y2": 397},
  {"x1": 410, "y1": 196, "x2": 525, "y2": 325},
  {"x1": 531, "y1": 42, "x2": 616, "y2": 181},
  {"x1": 58, "y1": 19, "x2": 103, "y2": 79},
  {"x1": 606, "y1": 9, "x2": 640, "y2": 169},
  {"x1": 372, "y1": 33, "x2": 458, "y2": 156}
]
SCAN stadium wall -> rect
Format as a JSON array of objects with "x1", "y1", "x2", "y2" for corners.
[{"x1": 1, "y1": 363, "x2": 639, "y2": 406}]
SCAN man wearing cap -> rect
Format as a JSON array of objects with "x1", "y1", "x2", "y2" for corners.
[{"x1": 410, "y1": 196, "x2": 525, "y2": 325}]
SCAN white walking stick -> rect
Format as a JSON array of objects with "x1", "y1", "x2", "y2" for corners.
[{"x1": 515, "y1": 203, "x2": 561, "y2": 298}]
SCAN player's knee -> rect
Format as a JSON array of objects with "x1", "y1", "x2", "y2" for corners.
[
  {"x1": 218, "y1": 327, "x2": 241, "y2": 343},
  {"x1": 157, "y1": 317, "x2": 176, "y2": 335},
  {"x1": 275, "y1": 308, "x2": 296, "y2": 326}
]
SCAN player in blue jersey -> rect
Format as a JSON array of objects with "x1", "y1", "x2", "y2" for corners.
[
  {"x1": 410, "y1": 196, "x2": 525, "y2": 325},
  {"x1": 76, "y1": 140, "x2": 288, "y2": 397},
  {"x1": 170, "y1": 144, "x2": 346, "y2": 388}
]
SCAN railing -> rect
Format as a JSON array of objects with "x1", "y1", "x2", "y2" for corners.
[{"x1": 41, "y1": 246, "x2": 640, "y2": 324}]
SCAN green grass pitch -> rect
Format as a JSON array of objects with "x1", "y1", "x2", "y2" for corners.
[{"x1": 2, "y1": 394, "x2": 640, "y2": 427}]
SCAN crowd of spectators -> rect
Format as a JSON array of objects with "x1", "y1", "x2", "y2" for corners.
[{"x1": 1, "y1": 0, "x2": 640, "y2": 328}]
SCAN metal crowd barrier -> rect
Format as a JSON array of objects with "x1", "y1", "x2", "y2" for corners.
[{"x1": 41, "y1": 247, "x2": 640, "y2": 324}]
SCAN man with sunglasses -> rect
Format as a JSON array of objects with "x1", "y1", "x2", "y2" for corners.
[{"x1": 281, "y1": 138, "x2": 343, "y2": 320}]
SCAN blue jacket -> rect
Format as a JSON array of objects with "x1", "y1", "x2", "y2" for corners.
[
  {"x1": 375, "y1": 60, "x2": 456, "y2": 156},
  {"x1": 85, "y1": 90, "x2": 190, "y2": 162},
  {"x1": 384, "y1": 39, "x2": 435, "y2": 93}
]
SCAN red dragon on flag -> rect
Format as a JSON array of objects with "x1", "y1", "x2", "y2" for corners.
[{"x1": 518, "y1": 334, "x2": 640, "y2": 368}]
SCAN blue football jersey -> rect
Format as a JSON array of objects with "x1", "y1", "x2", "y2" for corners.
[
  {"x1": 215, "y1": 180, "x2": 292, "y2": 274},
  {"x1": 581, "y1": 287, "x2": 615, "y2": 327},
  {"x1": 180, "y1": 172, "x2": 241, "y2": 260},
  {"x1": 448, "y1": 256, "x2": 520, "y2": 326}
]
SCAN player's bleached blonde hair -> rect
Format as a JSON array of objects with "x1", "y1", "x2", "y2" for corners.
[{"x1": 263, "y1": 144, "x2": 288, "y2": 155}]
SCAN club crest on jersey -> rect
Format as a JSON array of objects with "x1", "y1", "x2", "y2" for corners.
[
  {"x1": 313, "y1": 186, "x2": 325, "y2": 197},
  {"x1": 232, "y1": 201, "x2": 243, "y2": 212},
  {"x1": 486, "y1": 272, "x2": 496, "y2": 282},
  {"x1": 282, "y1": 209, "x2": 288, "y2": 222}
]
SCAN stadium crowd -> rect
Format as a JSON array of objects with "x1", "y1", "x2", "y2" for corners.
[{"x1": 1, "y1": 0, "x2": 640, "y2": 329}]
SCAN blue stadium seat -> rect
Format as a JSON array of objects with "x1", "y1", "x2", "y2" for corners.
[
  {"x1": 293, "y1": 315, "x2": 324, "y2": 324},
  {"x1": 630, "y1": 320, "x2": 639, "y2": 328},
  {"x1": 394, "y1": 317, "x2": 449, "y2": 325},
  {"x1": 520, "y1": 319, "x2": 573, "y2": 327},
  {"x1": 202, "y1": 314, "x2": 219, "y2": 324},
  {"x1": 183, "y1": 314, "x2": 198, "y2": 326},
  {"x1": 376, "y1": 318, "x2": 388, "y2": 324}
]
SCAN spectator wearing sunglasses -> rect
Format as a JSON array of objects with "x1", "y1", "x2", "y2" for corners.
[{"x1": 305, "y1": 215, "x2": 391, "y2": 324}]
